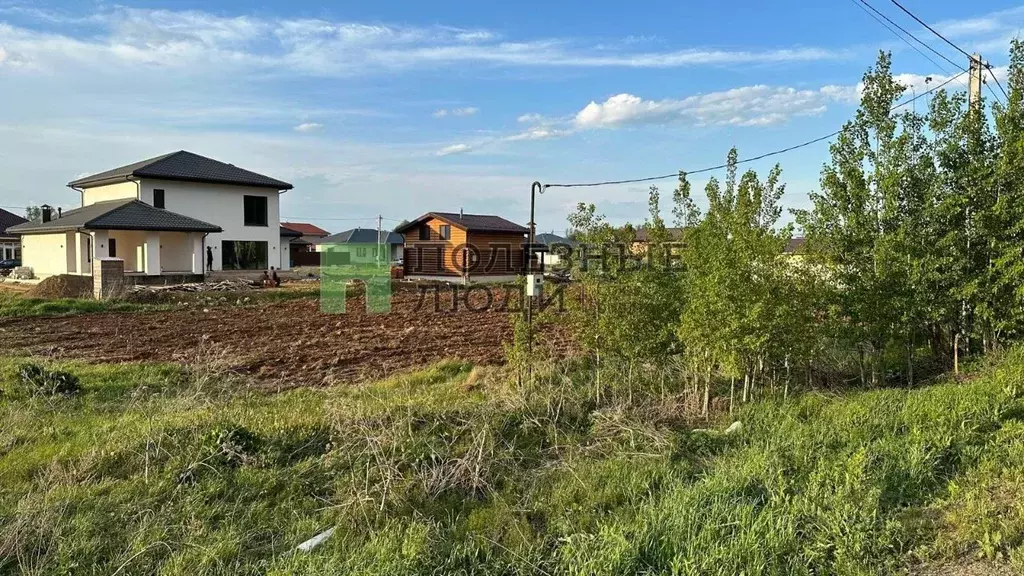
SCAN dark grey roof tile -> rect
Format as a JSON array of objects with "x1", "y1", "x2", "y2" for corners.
[{"x1": 69, "y1": 151, "x2": 293, "y2": 190}]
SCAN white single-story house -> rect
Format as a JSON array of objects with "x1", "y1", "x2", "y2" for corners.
[
  {"x1": 0, "y1": 208, "x2": 28, "y2": 261},
  {"x1": 8, "y1": 151, "x2": 294, "y2": 278},
  {"x1": 534, "y1": 232, "x2": 575, "y2": 269},
  {"x1": 317, "y1": 228, "x2": 405, "y2": 264}
]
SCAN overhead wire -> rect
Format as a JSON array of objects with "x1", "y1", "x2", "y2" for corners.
[
  {"x1": 884, "y1": 0, "x2": 1011, "y2": 106},
  {"x1": 544, "y1": 70, "x2": 968, "y2": 189},
  {"x1": 852, "y1": 0, "x2": 966, "y2": 80},
  {"x1": 887, "y1": 0, "x2": 972, "y2": 60},
  {"x1": 986, "y1": 65, "x2": 1011, "y2": 102}
]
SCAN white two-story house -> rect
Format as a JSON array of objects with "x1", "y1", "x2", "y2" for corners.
[{"x1": 9, "y1": 151, "x2": 294, "y2": 279}]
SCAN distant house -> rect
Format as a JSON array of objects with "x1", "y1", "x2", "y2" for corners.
[
  {"x1": 394, "y1": 212, "x2": 529, "y2": 283},
  {"x1": 317, "y1": 228, "x2": 405, "y2": 263},
  {"x1": 631, "y1": 226, "x2": 686, "y2": 253},
  {"x1": 534, "y1": 232, "x2": 575, "y2": 269},
  {"x1": 8, "y1": 150, "x2": 293, "y2": 278},
  {"x1": 0, "y1": 208, "x2": 28, "y2": 261},
  {"x1": 785, "y1": 237, "x2": 807, "y2": 255},
  {"x1": 281, "y1": 221, "x2": 330, "y2": 267}
]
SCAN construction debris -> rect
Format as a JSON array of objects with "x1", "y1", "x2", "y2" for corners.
[
  {"x1": 296, "y1": 527, "x2": 335, "y2": 553},
  {"x1": 128, "y1": 279, "x2": 258, "y2": 294}
]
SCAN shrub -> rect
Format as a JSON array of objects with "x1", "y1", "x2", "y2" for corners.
[{"x1": 17, "y1": 363, "x2": 81, "y2": 397}]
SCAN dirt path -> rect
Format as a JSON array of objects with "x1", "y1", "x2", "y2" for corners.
[{"x1": 0, "y1": 288, "x2": 571, "y2": 387}]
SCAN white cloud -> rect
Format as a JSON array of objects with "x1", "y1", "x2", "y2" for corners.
[
  {"x1": 0, "y1": 45, "x2": 6, "y2": 65},
  {"x1": 517, "y1": 113, "x2": 544, "y2": 124},
  {"x1": 436, "y1": 143, "x2": 471, "y2": 156},
  {"x1": 574, "y1": 84, "x2": 856, "y2": 130},
  {"x1": 504, "y1": 127, "x2": 564, "y2": 141},
  {"x1": 0, "y1": 7, "x2": 845, "y2": 77},
  {"x1": 294, "y1": 122, "x2": 323, "y2": 132},
  {"x1": 934, "y1": 7, "x2": 1024, "y2": 38},
  {"x1": 434, "y1": 107, "x2": 478, "y2": 118}
]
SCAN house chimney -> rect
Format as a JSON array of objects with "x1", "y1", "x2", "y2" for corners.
[
  {"x1": 460, "y1": 208, "x2": 464, "y2": 218},
  {"x1": 41, "y1": 204, "x2": 52, "y2": 223},
  {"x1": 57, "y1": 207, "x2": 62, "y2": 218}
]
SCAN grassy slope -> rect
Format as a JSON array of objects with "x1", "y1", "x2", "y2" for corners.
[
  {"x1": 0, "y1": 286, "x2": 319, "y2": 319},
  {"x1": 1, "y1": 353, "x2": 1023, "y2": 575}
]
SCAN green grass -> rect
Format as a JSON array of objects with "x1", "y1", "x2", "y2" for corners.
[
  {"x1": 0, "y1": 292, "x2": 165, "y2": 318},
  {"x1": 1, "y1": 352, "x2": 1023, "y2": 575},
  {"x1": 0, "y1": 285, "x2": 320, "y2": 319}
]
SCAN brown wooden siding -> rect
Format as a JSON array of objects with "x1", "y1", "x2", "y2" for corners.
[
  {"x1": 403, "y1": 217, "x2": 467, "y2": 276},
  {"x1": 402, "y1": 220, "x2": 528, "y2": 277},
  {"x1": 466, "y1": 232, "x2": 527, "y2": 276}
]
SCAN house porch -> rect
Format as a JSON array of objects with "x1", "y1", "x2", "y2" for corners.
[{"x1": 23, "y1": 229, "x2": 207, "y2": 278}]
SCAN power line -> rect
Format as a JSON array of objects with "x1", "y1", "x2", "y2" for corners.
[
  {"x1": 545, "y1": 70, "x2": 967, "y2": 189},
  {"x1": 888, "y1": 0, "x2": 972, "y2": 60},
  {"x1": 986, "y1": 64, "x2": 1011, "y2": 102},
  {"x1": 852, "y1": 0, "x2": 965, "y2": 77},
  {"x1": 882, "y1": 0, "x2": 1003, "y2": 106}
]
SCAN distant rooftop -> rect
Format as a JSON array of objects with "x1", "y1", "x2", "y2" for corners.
[{"x1": 395, "y1": 212, "x2": 529, "y2": 235}]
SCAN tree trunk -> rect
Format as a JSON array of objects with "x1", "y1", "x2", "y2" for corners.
[
  {"x1": 953, "y1": 333, "x2": 960, "y2": 376},
  {"x1": 859, "y1": 347, "x2": 866, "y2": 386},
  {"x1": 702, "y1": 366, "x2": 711, "y2": 418},
  {"x1": 742, "y1": 371, "x2": 750, "y2": 403},
  {"x1": 729, "y1": 376, "x2": 736, "y2": 414},
  {"x1": 906, "y1": 338, "x2": 914, "y2": 387}
]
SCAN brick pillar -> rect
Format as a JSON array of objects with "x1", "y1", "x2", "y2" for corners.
[{"x1": 93, "y1": 257, "x2": 125, "y2": 300}]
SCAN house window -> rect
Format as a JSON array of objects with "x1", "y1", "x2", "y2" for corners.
[
  {"x1": 356, "y1": 247, "x2": 367, "y2": 257},
  {"x1": 109, "y1": 238, "x2": 117, "y2": 258},
  {"x1": 243, "y1": 196, "x2": 268, "y2": 227},
  {"x1": 419, "y1": 225, "x2": 431, "y2": 241},
  {"x1": 153, "y1": 189, "x2": 165, "y2": 209},
  {"x1": 222, "y1": 240, "x2": 268, "y2": 270},
  {"x1": 439, "y1": 225, "x2": 451, "y2": 240}
]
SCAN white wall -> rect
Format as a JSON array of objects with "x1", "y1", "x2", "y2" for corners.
[
  {"x1": 21, "y1": 233, "x2": 70, "y2": 277},
  {"x1": 81, "y1": 181, "x2": 138, "y2": 206},
  {"x1": 106, "y1": 230, "x2": 148, "y2": 272},
  {"x1": 159, "y1": 232, "x2": 194, "y2": 272},
  {"x1": 138, "y1": 179, "x2": 284, "y2": 271},
  {"x1": 278, "y1": 238, "x2": 291, "y2": 271}
]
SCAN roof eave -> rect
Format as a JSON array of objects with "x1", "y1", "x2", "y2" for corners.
[
  {"x1": 137, "y1": 173, "x2": 293, "y2": 190},
  {"x1": 68, "y1": 175, "x2": 133, "y2": 188}
]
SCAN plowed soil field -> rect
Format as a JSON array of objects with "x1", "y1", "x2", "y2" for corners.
[{"x1": 0, "y1": 286, "x2": 571, "y2": 387}]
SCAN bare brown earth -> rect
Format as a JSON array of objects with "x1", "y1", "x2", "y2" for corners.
[{"x1": 0, "y1": 285, "x2": 571, "y2": 387}]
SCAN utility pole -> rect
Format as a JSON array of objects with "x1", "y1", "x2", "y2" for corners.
[
  {"x1": 969, "y1": 53, "x2": 984, "y2": 110},
  {"x1": 377, "y1": 214, "x2": 383, "y2": 267}
]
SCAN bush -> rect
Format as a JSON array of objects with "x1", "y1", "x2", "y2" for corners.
[{"x1": 17, "y1": 363, "x2": 82, "y2": 397}]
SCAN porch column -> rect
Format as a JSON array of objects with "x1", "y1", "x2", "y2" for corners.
[
  {"x1": 191, "y1": 234, "x2": 203, "y2": 275},
  {"x1": 92, "y1": 230, "x2": 109, "y2": 259},
  {"x1": 73, "y1": 233, "x2": 86, "y2": 275},
  {"x1": 65, "y1": 231, "x2": 77, "y2": 274},
  {"x1": 144, "y1": 231, "x2": 160, "y2": 276}
]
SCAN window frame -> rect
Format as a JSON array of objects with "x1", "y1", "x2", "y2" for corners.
[
  {"x1": 419, "y1": 225, "x2": 431, "y2": 241},
  {"x1": 243, "y1": 195, "x2": 269, "y2": 227},
  {"x1": 153, "y1": 189, "x2": 165, "y2": 209},
  {"x1": 439, "y1": 224, "x2": 451, "y2": 241},
  {"x1": 221, "y1": 240, "x2": 269, "y2": 270}
]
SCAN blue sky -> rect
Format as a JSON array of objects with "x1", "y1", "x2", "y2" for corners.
[{"x1": 0, "y1": 0, "x2": 1021, "y2": 234}]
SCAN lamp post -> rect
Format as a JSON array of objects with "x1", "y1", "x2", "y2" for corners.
[{"x1": 526, "y1": 181, "x2": 544, "y2": 362}]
